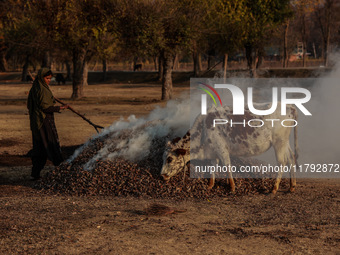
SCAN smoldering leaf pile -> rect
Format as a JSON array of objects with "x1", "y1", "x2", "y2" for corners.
[{"x1": 37, "y1": 125, "x2": 288, "y2": 198}]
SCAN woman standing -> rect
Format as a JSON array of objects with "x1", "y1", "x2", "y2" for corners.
[{"x1": 27, "y1": 68, "x2": 68, "y2": 180}]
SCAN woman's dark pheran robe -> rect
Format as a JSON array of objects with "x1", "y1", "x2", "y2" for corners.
[{"x1": 27, "y1": 68, "x2": 63, "y2": 178}]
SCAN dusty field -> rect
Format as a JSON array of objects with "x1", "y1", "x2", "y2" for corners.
[{"x1": 0, "y1": 75, "x2": 339, "y2": 254}]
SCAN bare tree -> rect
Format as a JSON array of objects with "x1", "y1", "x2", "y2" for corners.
[{"x1": 315, "y1": 0, "x2": 337, "y2": 67}]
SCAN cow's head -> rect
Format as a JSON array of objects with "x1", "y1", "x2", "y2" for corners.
[{"x1": 160, "y1": 139, "x2": 189, "y2": 181}]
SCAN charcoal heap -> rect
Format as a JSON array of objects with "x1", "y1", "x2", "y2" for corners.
[{"x1": 38, "y1": 122, "x2": 288, "y2": 198}]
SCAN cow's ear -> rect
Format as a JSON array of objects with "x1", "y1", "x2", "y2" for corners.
[{"x1": 175, "y1": 148, "x2": 187, "y2": 156}]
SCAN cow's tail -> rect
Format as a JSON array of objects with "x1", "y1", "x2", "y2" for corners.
[{"x1": 294, "y1": 112, "x2": 299, "y2": 166}]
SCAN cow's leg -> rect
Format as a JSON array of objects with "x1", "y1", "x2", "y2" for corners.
[
  {"x1": 227, "y1": 167, "x2": 235, "y2": 193},
  {"x1": 218, "y1": 152, "x2": 235, "y2": 193},
  {"x1": 275, "y1": 146, "x2": 296, "y2": 193},
  {"x1": 289, "y1": 170, "x2": 296, "y2": 192},
  {"x1": 290, "y1": 170, "x2": 296, "y2": 192},
  {"x1": 273, "y1": 172, "x2": 283, "y2": 194},
  {"x1": 272, "y1": 144, "x2": 288, "y2": 194},
  {"x1": 207, "y1": 159, "x2": 216, "y2": 189},
  {"x1": 288, "y1": 148, "x2": 296, "y2": 192},
  {"x1": 208, "y1": 172, "x2": 215, "y2": 189}
]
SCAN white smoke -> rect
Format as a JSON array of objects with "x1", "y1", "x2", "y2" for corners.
[
  {"x1": 298, "y1": 55, "x2": 340, "y2": 166},
  {"x1": 253, "y1": 55, "x2": 340, "y2": 178},
  {"x1": 68, "y1": 93, "x2": 200, "y2": 170}
]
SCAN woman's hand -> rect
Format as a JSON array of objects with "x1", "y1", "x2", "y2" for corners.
[{"x1": 60, "y1": 105, "x2": 69, "y2": 110}]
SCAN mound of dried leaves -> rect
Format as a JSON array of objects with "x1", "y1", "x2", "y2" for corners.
[{"x1": 38, "y1": 128, "x2": 288, "y2": 198}]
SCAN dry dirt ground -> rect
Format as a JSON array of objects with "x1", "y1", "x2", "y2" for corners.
[{"x1": 0, "y1": 74, "x2": 339, "y2": 254}]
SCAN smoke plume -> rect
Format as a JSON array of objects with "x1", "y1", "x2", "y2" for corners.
[{"x1": 68, "y1": 94, "x2": 198, "y2": 170}]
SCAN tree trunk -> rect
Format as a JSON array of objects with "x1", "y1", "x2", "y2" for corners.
[
  {"x1": 153, "y1": 56, "x2": 158, "y2": 71},
  {"x1": 193, "y1": 51, "x2": 201, "y2": 77},
  {"x1": 71, "y1": 48, "x2": 88, "y2": 99},
  {"x1": 245, "y1": 44, "x2": 257, "y2": 78},
  {"x1": 65, "y1": 60, "x2": 71, "y2": 81},
  {"x1": 324, "y1": 25, "x2": 330, "y2": 67},
  {"x1": 207, "y1": 48, "x2": 215, "y2": 70},
  {"x1": 301, "y1": 14, "x2": 307, "y2": 68},
  {"x1": 302, "y1": 41, "x2": 307, "y2": 68},
  {"x1": 326, "y1": 0, "x2": 333, "y2": 67},
  {"x1": 102, "y1": 58, "x2": 107, "y2": 81},
  {"x1": 323, "y1": 1, "x2": 332, "y2": 67},
  {"x1": 161, "y1": 51, "x2": 174, "y2": 100},
  {"x1": 283, "y1": 22, "x2": 289, "y2": 68},
  {"x1": 312, "y1": 43, "x2": 317, "y2": 59},
  {"x1": 83, "y1": 62, "x2": 88, "y2": 86},
  {"x1": 193, "y1": 52, "x2": 198, "y2": 77},
  {"x1": 317, "y1": 0, "x2": 333, "y2": 67},
  {"x1": 21, "y1": 55, "x2": 30, "y2": 82},
  {"x1": 256, "y1": 48, "x2": 263, "y2": 69},
  {"x1": 222, "y1": 53, "x2": 228, "y2": 82},
  {"x1": 158, "y1": 54, "x2": 164, "y2": 81},
  {"x1": 42, "y1": 51, "x2": 51, "y2": 68},
  {"x1": 0, "y1": 51, "x2": 7, "y2": 72},
  {"x1": 173, "y1": 54, "x2": 179, "y2": 70},
  {"x1": 133, "y1": 56, "x2": 138, "y2": 71},
  {"x1": 198, "y1": 53, "x2": 202, "y2": 72}
]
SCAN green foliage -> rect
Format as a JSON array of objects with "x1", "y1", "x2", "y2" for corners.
[
  {"x1": 206, "y1": 0, "x2": 248, "y2": 55},
  {"x1": 118, "y1": 0, "x2": 207, "y2": 59},
  {"x1": 0, "y1": 0, "x2": 295, "y2": 71},
  {"x1": 118, "y1": 0, "x2": 163, "y2": 59},
  {"x1": 242, "y1": 0, "x2": 293, "y2": 47},
  {"x1": 1, "y1": 0, "x2": 43, "y2": 61}
]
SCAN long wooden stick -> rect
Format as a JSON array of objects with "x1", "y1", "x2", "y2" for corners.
[
  {"x1": 29, "y1": 72, "x2": 104, "y2": 133},
  {"x1": 54, "y1": 97, "x2": 104, "y2": 133}
]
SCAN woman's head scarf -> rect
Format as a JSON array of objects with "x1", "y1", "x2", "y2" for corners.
[{"x1": 27, "y1": 68, "x2": 55, "y2": 137}]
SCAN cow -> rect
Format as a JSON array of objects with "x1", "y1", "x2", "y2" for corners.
[
  {"x1": 55, "y1": 73, "x2": 66, "y2": 85},
  {"x1": 160, "y1": 103, "x2": 298, "y2": 194},
  {"x1": 134, "y1": 64, "x2": 142, "y2": 71},
  {"x1": 26, "y1": 75, "x2": 33, "y2": 82}
]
